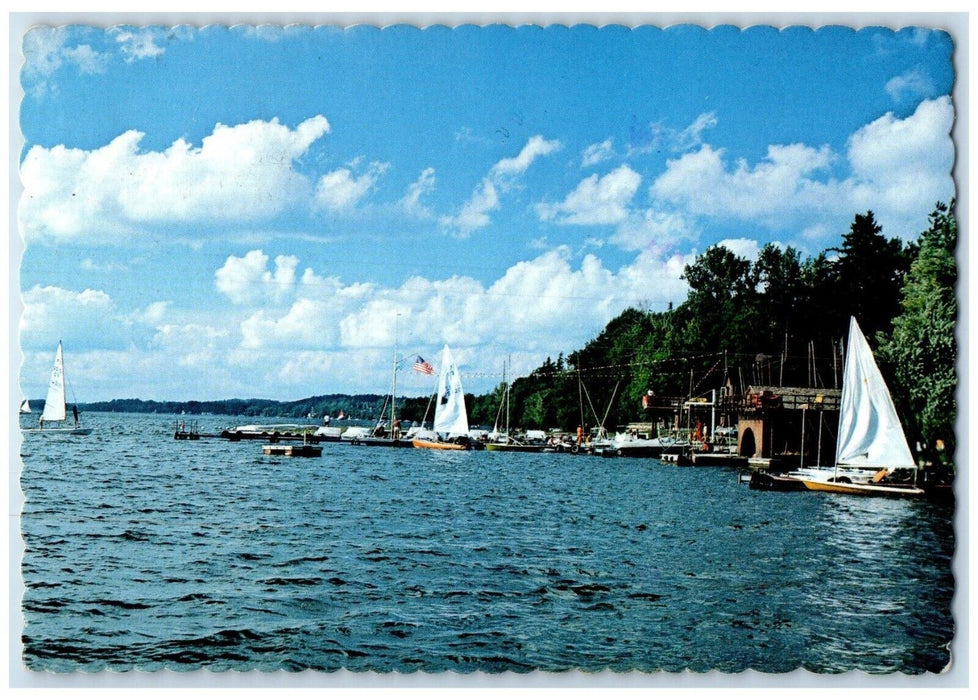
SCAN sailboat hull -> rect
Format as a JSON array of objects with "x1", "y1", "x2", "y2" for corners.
[
  {"x1": 795, "y1": 478, "x2": 925, "y2": 497},
  {"x1": 411, "y1": 438, "x2": 470, "y2": 450},
  {"x1": 350, "y1": 436, "x2": 414, "y2": 447},
  {"x1": 749, "y1": 471, "x2": 809, "y2": 492},
  {"x1": 484, "y1": 442, "x2": 542, "y2": 453},
  {"x1": 23, "y1": 426, "x2": 93, "y2": 436}
]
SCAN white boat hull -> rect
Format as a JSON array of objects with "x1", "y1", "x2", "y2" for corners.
[{"x1": 23, "y1": 426, "x2": 93, "y2": 436}]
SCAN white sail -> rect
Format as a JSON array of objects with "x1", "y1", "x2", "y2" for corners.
[
  {"x1": 835, "y1": 317, "x2": 915, "y2": 471},
  {"x1": 41, "y1": 342, "x2": 67, "y2": 423},
  {"x1": 20, "y1": 399, "x2": 31, "y2": 414},
  {"x1": 433, "y1": 345, "x2": 469, "y2": 436}
]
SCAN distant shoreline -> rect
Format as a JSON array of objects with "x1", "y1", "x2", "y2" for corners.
[{"x1": 31, "y1": 394, "x2": 426, "y2": 420}]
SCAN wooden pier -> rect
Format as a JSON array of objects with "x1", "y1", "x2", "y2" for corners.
[
  {"x1": 690, "y1": 452, "x2": 749, "y2": 468},
  {"x1": 173, "y1": 420, "x2": 336, "y2": 443}
]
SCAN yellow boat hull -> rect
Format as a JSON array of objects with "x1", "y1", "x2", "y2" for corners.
[
  {"x1": 411, "y1": 438, "x2": 469, "y2": 451},
  {"x1": 798, "y1": 479, "x2": 925, "y2": 498}
]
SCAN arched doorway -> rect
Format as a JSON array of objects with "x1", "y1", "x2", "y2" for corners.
[{"x1": 739, "y1": 427, "x2": 756, "y2": 457}]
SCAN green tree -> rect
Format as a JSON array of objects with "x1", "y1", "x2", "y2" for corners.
[
  {"x1": 676, "y1": 245, "x2": 759, "y2": 354},
  {"x1": 831, "y1": 211, "x2": 909, "y2": 339},
  {"x1": 754, "y1": 243, "x2": 804, "y2": 351},
  {"x1": 877, "y1": 202, "x2": 957, "y2": 467}
]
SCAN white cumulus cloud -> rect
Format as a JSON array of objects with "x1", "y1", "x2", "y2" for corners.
[
  {"x1": 647, "y1": 97, "x2": 954, "y2": 241},
  {"x1": 20, "y1": 116, "x2": 331, "y2": 243},
  {"x1": 845, "y1": 96, "x2": 955, "y2": 235},
  {"x1": 537, "y1": 165, "x2": 642, "y2": 225},
  {"x1": 215, "y1": 250, "x2": 301, "y2": 305},
  {"x1": 315, "y1": 160, "x2": 390, "y2": 212}
]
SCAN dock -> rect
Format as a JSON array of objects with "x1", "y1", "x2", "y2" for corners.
[
  {"x1": 173, "y1": 421, "x2": 222, "y2": 440},
  {"x1": 690, "y1": 452, "x2": 749, "y2": 468},
  {"x1": 261, "y1": 443, "x2": 323, "y2": 458},
  {"x1": 173, "y1": 420, "x2": 338, "y2": 443}
]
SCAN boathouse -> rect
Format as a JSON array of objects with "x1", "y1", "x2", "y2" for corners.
[{"x1": 737, "y1": 386, "x2": 841, "y2": 466}]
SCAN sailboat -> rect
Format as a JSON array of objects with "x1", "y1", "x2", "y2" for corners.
[
  {"x1": 412, "y1": 345, "x2": 473, "y2": 450},
  {"x1": 23, "y1": 341, "x2": 93, "y2": 436},
  {"x1": 486, "y1": 359, "x2": 542, "y2": 453},
  {"x1": 19, "y1": 399, "x2": 31, "y2": 414},
  {"x1": 346, "y1": 324, "x2": 413, "y2": 447},
  {"x1": 770, "y1": 317, "x2": 923, "y2": 497}
]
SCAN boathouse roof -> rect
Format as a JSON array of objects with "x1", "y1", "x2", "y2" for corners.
[{"x1": 744, "y1": 385, "x2": 841, "y2": 412}]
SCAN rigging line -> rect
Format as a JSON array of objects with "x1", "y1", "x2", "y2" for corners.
[
  {"x1": 690, "y1": 357, "x2": 724, "y2": 398},
  {"x1": 600, "y1": 380, "x2": 621, "y2": 431},
  {"x1": 579, "y1": 380, "x2": 602, "y2": 428}
]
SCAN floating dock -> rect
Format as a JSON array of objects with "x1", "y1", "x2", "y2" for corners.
[
  {"x1": 261, "y1": 443, "x2": 323, "y2": 458},
  {"x1": 690, "y1": 452, "x2": 749, "y2": 468},
  {"x1": 172, "y1": 421, "x2": 339, "y2": 443}
]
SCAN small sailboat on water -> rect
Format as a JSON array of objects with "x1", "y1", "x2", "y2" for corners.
[
  {"x1": 346, "y1": 329, "x2": 414, "y2": 447},
  {"x1": 755, "y1": 317, "x2": 923, "y2": 497},
  {"x1": 20, "y1": 399, "x2": 31, "y2": 414},
  {"x1": 23, "y1": 341, "x2": 93, "y2": 436},
  {"x1": 412, "y1": 345, "x2": 473, "y2": 450},
  {"x1": 485, "y1": 358, "x2": 542, "y2": 453}
]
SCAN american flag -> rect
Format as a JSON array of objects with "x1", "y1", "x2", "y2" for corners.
[{"x1": 413, "y1": 356, "x2": 435, "y2": 375}]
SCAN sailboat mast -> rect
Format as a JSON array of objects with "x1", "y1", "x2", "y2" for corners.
[
  {"x1": 391, "y1": 314, "x2": 399, "y2": 431},
  {"x1": 505, "y1": 356, "x2": 510, "y2": 439}
]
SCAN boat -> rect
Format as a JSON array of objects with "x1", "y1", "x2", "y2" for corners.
[
  {"x1": 221, "y1": 423, "x2": 323, "y2": 442},
  {"x1": 22, "y1": 341, "x2": 92, "y2": 436},
  {"x1": 348, "y1": 325, "x2": 416, "y2": 447},
  {"x1": 412, "y1": 345, "x2": 474, "y2": 450},
  {"x1": 753, "y1": 317, "x2": 925, "y2": 497},
  {"x1": 484, "y1": 359, "x2": 543, "y2": 453},
  {"x1": 593, "y1": 430, "x2": 676, "y2": 458},
  {"x1": 485, "y1": 437, "x2": 544, "y2": 453},
  {"x1": 20, "y1": 399, "x2": 31, "y2": 414},
  {"x1": 312, "y1": 425, "x2": 343, "y2": 441}
]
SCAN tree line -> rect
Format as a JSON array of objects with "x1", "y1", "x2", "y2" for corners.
[
  {"x1": 490, "y1": 203, "x2": 957, "y2": 467},
  {"x1": 75, "y1": 203, "x2": 956, "y2": 466}
]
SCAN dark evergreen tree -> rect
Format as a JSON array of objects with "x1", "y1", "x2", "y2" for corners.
[{"x1": 830, "y1": 211, "x2": 909, "y2": 339}]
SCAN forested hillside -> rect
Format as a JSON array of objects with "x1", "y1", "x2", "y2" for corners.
[
  {"x1": 499, "y1": 204, "x2": 957, "y2": 466},
  {"x1": 74, "y1": 204, "x2": 956, "y2": 466}
]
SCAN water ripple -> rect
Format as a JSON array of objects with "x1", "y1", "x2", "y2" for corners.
[{"x1": 19, "y1": 413, "x2": 955, "y2": 674}]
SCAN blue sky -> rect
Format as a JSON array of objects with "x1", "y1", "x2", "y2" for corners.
[{"x1": 14, "y1": 19, "x2": 957, "y2": 402}]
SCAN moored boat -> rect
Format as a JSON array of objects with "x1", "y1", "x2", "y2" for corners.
[
  {"x1": 221, "y1": 424, "x2": 322, "y2": 442},
  {"x1": 594, "y1": 431, "x2": 676, "y2": 458},
  {"x1": 412, "y1": 345, "x2": 475, "y2": 450},
  {"x1": 754, "y1": 318, "x2": 926, "y2": 498},
  {"x1": 483, "y1": 359, "x2": 542, "y2": 452},
  {"x1": 484, "y1": 439, "x2": 543, "y2": 453}
]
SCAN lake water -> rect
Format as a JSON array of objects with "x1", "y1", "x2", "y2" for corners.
[{"x1": 16, "y1": 413, "x2": 956, "y2": 676}]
